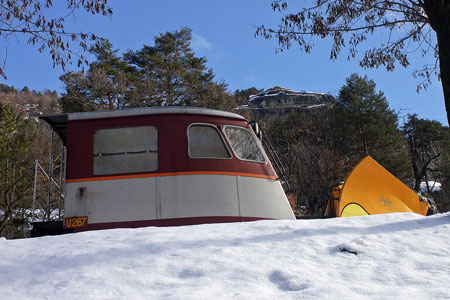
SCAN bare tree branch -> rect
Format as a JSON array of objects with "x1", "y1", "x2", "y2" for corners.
[
  {"x1": 0, "y1": 0, "x2": 112, "y2": 79},
  {"x1": 257, "y1": 0, "x2": 450, "y2": 124}
]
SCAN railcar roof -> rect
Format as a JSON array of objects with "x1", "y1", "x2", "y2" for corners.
[{"x1": 40, "y1": 107, "x2": 247, "y2": 144}]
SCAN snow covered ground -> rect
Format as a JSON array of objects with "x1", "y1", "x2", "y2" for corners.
[{"x1": 1, "y1": 212, "x2": 450, "y2": 299}]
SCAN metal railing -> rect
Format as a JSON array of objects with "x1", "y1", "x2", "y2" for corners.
[
  {"x1": 250, "y1": 121, "x2": 291, "y2": 192},
  {"x1": 32, "y1": 128, "x2": 66, "y2": 223}
]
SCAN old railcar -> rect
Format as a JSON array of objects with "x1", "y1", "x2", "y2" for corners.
[{"x1": 41, "y1": 107, "x2": 295, "y2": 232}]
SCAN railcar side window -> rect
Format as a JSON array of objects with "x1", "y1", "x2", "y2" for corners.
[
  {"x1": 224, "y1": 126, "x2": 266, "y2": 163},
  {"x1": 188, "y1": 125, "x2": 231, "y2": 159},
  {"x1": 94, "y1": 126, "x2": 158, "y2": 175}
]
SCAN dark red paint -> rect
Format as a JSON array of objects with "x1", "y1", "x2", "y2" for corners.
[
  {"x1": 72, "y1": 216, "x2": 272, "y2": 232},
  {"x1": 65, "y1": 113, "x2": 278, "y2": 180}
]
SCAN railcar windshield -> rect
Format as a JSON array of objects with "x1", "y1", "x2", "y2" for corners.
[
  {"x1": 224, "y1": 126, "x2": 266, "y2": 163},
  {"x1": 188, "y1": 124, "x2": 231, "y2": 159}
]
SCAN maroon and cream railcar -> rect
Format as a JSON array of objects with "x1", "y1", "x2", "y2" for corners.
[{"x1": 41, "y1": 107, "x2": 295, "y2": 232}]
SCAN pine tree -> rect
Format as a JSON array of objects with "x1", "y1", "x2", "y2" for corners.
[
  {"x1": 125, "y1": 27, "x2": 215, "y2": 107},
  {"x1": 60, "y1": 28, "x2": 232, "y2": 112},
  {"x1": 0, "y1": 105, "x2": 35, "y2": 238},
  {"x1": 334, "y1": 73, "x2": 410, "y2": 181},
  {"x1": 59, "y1": 39, "x2": 140, "y2": 112}
]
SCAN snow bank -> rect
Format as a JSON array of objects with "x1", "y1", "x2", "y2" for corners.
[
  {"x1": 1, "y1": 213, "x2": 450, "y2": 299},
  {"x1": 420, "y1": 181, "x2": 442, "y2": 193}
]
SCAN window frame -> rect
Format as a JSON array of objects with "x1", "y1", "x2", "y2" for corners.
[
  {"x1": 92, "y1": 125, "x2": 159, "y2": 175},
  {"x1": 187, "y1": 123, "x2": 232, "y2": 160},
  {"x1": 222, "y1": 125, "x2": 268, "y2": 164}
]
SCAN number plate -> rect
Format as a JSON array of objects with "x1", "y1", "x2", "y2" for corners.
[{"x1": 65, "y1": 216, "x2": 88, "y2": 228}]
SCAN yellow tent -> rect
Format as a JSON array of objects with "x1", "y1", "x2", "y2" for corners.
[{"x1": 335, "y1": 156, "x2": 430, "y2": 217}]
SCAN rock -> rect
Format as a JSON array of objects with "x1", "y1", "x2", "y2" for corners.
[{"x1": 238, "y1": 86, "x2": 335, "y2": 119}]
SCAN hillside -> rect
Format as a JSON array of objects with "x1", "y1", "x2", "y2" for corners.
[
  {"x1": 0, "y1": 85, "x2": 59, "y2": 119},
  {"x1": 1, "y1": 213, "x2": 449, "y2": 299}
]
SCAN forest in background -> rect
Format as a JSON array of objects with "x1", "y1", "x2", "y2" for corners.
[{"x1": 1, "y1": 28, "x2": 449, "y2": 238}]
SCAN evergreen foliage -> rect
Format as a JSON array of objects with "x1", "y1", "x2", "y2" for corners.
[
  {"x1": 125, "y1": 27, "x2": 214, "y2": 107},
  {"x1": 59, "y1": 39, "x2": 138, "y2": 112},
  {"x1": 60, "y1": 28, "x2": 236, "y2": 113},
  {"x1": 334, "y1": 73, "x2": 410, "y2": 181},
  {"x1": 234, "y1": 87, "x2": 263, "y2": 106},
  {"x1": 0, "y1": 105, "x2": 35, "y2": 238}
]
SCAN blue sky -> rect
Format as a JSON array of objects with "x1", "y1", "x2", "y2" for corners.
[{"x1": 1, "y1": 0, "x2": 447, "y2": 125}]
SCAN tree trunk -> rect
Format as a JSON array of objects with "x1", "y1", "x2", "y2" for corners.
[{"x1": 423, "y1": 1, "x2": 450, "y2": 126}]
